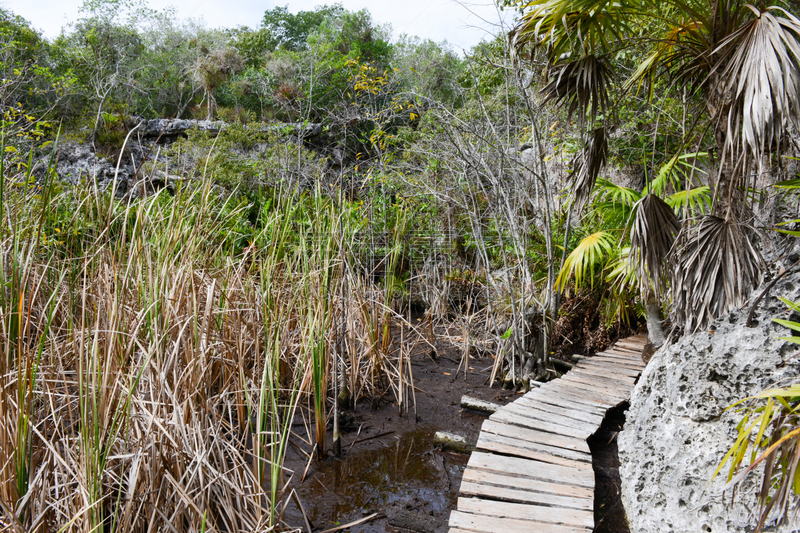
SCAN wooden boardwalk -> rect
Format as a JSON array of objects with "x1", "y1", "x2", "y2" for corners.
[{"x1": 448, "y1": 334, "x2": 648, "y2": 533}]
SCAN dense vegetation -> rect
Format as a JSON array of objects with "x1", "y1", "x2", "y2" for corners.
[{"x1": 2, "y1": 0, "x2": 800, "y2": 530}]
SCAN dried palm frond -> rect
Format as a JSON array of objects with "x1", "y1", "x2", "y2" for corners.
[
  {"x1": 571, "y1": 126, "x2": 608, "y2": 211},
  {"x1": 669, "y1": 216, "x2": 763, "y2": 333},
  {"x1": 717, "y1": 6, "x2": 800, "y2": 167},
  {"x1": 629, "y1": 194, "x2": 681, "y2": 298},
  {"x1": 541, "y1": 56, "x2": 613, "y2": 126}
]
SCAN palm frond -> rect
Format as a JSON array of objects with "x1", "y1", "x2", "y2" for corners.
[
  {"x1": 717, "y1": 6, "x2": 800, "y2": 166},
  {"x1": 623, "y1": 14, "x2": 715, "y2": 96},
  {"x1": 604, "y1": 246, "x2": 639, "y2": 325},
  {"x1": 571, "y1": 126, "x2": 608, "y2": 210},
  {"x1": 541, "y1": 57, "x2": 613, "y2": 126},
  {"x1": 510, "y1": 0, "x2": 637, "y2": 60},
  {"x1": 555, "y1": 230, "x2": 616, "y2": 291},
  {"x1": 594, "y1": 178, "x2": 642, "y2": 207},
  {"x1": 669, "y1": 216, "x2": 763, "y2": 333},
  {"x1": 629, "y1": 194, "x2": 681, "y2": 297},
  {"x1": 666, "y1": 186, "x2": 711, "y2": 216},
  {"x1": 645, "y1": 151, "x2": 709, "y2": 197}
]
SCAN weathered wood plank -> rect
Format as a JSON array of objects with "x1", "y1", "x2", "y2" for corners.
[
  {"x1": 576, "y1": 359, "x2": 642, "y2": 377},
  {"x1": 599, "y1": 349, "x2": 646, "y2": 362},
  {"x1": 459, "y1": 478, "x2": 592, "y2": 510},
  {"x1": 614, "y1": 339, "x2": 647, "y2": 350},
  {"x1": 461, "y1": 465, "x2": 594, "y2": 500},
  {"x1": 538, "y1": 382, "x2": 620, "y2": 408},
  {"x1": 570, "y1": 366, "x2": 637, "y2": 385},
  {"x1": 476, "y1": 432, "x2": 592, "y2": 468},
  {"x1": 571, "y1": 365, "x2": 638, "y2": 384},
  {"x1": 449, "y1": 510, "x2": 591, "y2": 533},
  {"x1": 457, "y1": 497, "x2": 594, "y2": 529},
  {"x1": 559, "y1": 373, "x2": 632, "y2": 396},
  {"x1": 468, "y1": 451, "x2": 594, "y2": 488},
  {"x1": 480, "y1": 419, "x2": 592, "y2": 455},
  {"x1": 591, "y1": 353, "x2": 645, "y2": 366},
  {"x1": 513, "y1": 395, "x2": 606, "y2": 425},
  {"x1": 550, "y1": 382, "x2": 625, "y2": 407},
  {"x1": 525, "y1": 387, "x2": 610, "y2": 414},
  {"x1": 491, "y1": 409, "x2": 593, "y2": 440},
  {"x1": 502, "y1": 402, "x2": 599, "y2": 434}
]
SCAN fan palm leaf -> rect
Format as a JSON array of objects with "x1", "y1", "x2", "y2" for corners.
[
  {"x1": 571, "y1": 126, "x2": 609, "y2": 210},
  {"x1": 666, "y1": 186, "x2": 711, "y2": 215},
  {"x1": 669, "y1": 216, "x2": 763, "y2": 333},
  {"x1": 604, "y1": 246, "x2": 639, "y2": 324},
  {"x1": 555, "y1": 230, "x2": 617, "y2": 291},
  {"x1": 716, "y1": 6, "x2": 800, "y2": 166},
  {"x1": 644, "y1": 151, "x2": 709, "y2": 197},
  {"x1": 541, "y1": 56, "x2": 614, "y2": 126},
  {"x1": 629, "y1": 194, "x2": 681, "y2": 297},
  {"x1": 510, "y1": 0, "x2": 639, "y2": 60}
]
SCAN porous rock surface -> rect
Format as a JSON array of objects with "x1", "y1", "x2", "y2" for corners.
[
  {"x1": 619, "y1": 273, "x2": 800, "y2": 533},
  {"x1": 34, "y1": 141, "x2": 137, "y2": 196}
]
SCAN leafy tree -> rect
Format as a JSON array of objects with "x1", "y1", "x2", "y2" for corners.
[
  {"x1": 261, "y1": 4, "x2": 345, "y2": 52},
  {"x1": 51, "y1": 2, "x2": 145, "y2": 143},
  {"x1": 392, "y1": 36, "x2": 465, "y2": 107}
]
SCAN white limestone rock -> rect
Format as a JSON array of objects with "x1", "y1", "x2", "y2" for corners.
[{"x1": 619, "y1": 274, "x2": 800, "y2": 532}]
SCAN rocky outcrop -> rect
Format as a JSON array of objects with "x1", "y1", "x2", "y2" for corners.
[
  {"x1": 33, "y1": 141, "x2": 138, "y2": 196},
  {"x1": 137, "y1": 118, "x2": 322, "y2": 141},
  {"x1": 619, "y1": 273, "x2": 800, "y2": 532}
]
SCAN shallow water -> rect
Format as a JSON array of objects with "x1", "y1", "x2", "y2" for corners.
[{"x1": 290, "y1": 427, "x2": 467, "y2": 532}]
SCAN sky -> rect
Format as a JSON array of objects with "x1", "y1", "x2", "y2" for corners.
[{"x1": 1, "y1": 0, "x2": 512, "y2": 53}]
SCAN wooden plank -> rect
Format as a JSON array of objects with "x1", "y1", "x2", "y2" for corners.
[
  {"x1": 598, "y1": 348, "x2": 643, "y2": 363},
  {"x1": 551, "y1": 382, "x2": 625, "y2": 407},
  {"x1": 459, "y1": 477, "x2": 592, "y2": 510},
  {"x1": 468, "y1": 451, "x2": 594, "y2": 488},
  {"x1": 570, "y1": 366, "x2": 637, "y2": 385},
  {"x1": 477, "y1": 427, "x2": 591, "y2": 462},
  {"x1": 529, "y1": 379, "x2": 608, "y2": 406},
  {"x1": 502, "y1": 402, "x2": 599, "y2": 434},
  {"x1": 522, "y1": 390, "x2": 609, "y2": 418},
  {"x1": 614, "y1": 339, "x2": 647, "y2": 351},
  {"x1": 449, "y1": 510, "x2": 591, "y2": 533},
  {"x1": 457, "y1": 497, "x2": 594, "y2": 529},
  {"x1": 480, "y1": 419, "x2": 591, "y2": 455},
  {"x1": 576, "y1": 359, "x2": 642, "y2": 377},
  {"x1": 461, "y1": 464, "x2": 594, "y2": 500},
  {"x1": 576, "y1": 358, "x2": 641, "y2": 374},
  {"x1": 513, "y1": 395, "x2": 605, "y2": 425},
  {"x1": 476, "y1": 432, "x2": 592, "y2": 469},
  {"x1": 560, "y1": 373, "x2": 632, "y2": 395},
  {"x1": 539, "y1": 381, "x2": 620, "y2": 407},
  {"x1": 591, "y1": 352, "x2": 644, "y2": 366},
  {"x1": 589, "y1": 355, "x2": 645, "y2": 370},
  {"x1": 491, "y1": 409, "x2": 592, "y2": 440},
  {"x1": 572, "y1": 363, "x2": 637, "y2": 381}
]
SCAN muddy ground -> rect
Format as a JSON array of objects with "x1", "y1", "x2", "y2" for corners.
[{"x1": 280, "y1": 317, "x2": 632, "y2": 533}]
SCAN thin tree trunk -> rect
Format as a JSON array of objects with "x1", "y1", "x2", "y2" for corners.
[{"x1": 645, "y1": 293, "x2": 666, "y2": 348}]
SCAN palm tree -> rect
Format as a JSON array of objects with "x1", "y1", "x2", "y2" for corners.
[
  {"x1": 556, "y1": 153, "x2": 711, "y2": 345},
  {"x1": 191, "y1": 47, "x2": 244, "y2": 120},
  {"x1": 512, "y1": 0, "x2": 800, "y2": 335}
]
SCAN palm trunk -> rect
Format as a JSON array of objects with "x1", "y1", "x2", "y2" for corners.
[{"x1": 645, "y1": 293, "x2": 666, "y2": 348}]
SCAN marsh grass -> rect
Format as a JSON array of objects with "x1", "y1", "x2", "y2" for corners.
[{"x1": 0, "y1": 139, "x2": 419, "y2": 532}]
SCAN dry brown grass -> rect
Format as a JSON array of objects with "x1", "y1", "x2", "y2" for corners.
[{"x1": 0, "y1": 168, "x2": 415, "y2": 532}]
